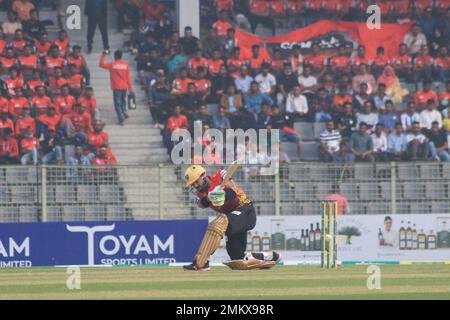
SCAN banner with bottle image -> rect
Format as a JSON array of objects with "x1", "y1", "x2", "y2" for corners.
[{"x1": 209, "y1": 214, "x2": 450, "y2": 264}]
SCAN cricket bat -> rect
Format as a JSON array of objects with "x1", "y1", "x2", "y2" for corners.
[{"x1": 220, "y1": 161, "x2": 238, "y2": 187}]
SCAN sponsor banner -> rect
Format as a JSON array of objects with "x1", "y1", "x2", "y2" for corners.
[
  {"x1": 236, "y1": 20, "x2": 413, "y2": 61},
  {"x1": 210, "y1": 214, "x2": 450, "y2": 264},
  {"x1": 0, "y1": 220, "x2": 207, "y2": 267}
]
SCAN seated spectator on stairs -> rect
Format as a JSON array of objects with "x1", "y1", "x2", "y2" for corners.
[{"x1": 0, "y1": 127, "x2": 19, "y2": 164}]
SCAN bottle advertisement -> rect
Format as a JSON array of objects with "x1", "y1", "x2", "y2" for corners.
[{"x1": 209, "y1": 214, "x2": 450, "y2": 265}]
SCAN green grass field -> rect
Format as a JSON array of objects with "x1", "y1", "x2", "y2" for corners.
[{"x1": 1, "y1": 265, "x2": 450, "y2": 299}]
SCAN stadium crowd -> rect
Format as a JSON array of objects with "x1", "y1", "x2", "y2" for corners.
[
  {"x1": 0, "y1": 0, "x2": 117, "y2": 166},
  {"x1": 116, "y1": 0, "x2": 449, "y2": 162}
]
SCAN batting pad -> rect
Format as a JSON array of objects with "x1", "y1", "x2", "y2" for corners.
[
  {"x1": 223, "y1": 259, "x2": 276, "y2": 270},
  {"x1": 195, "y1": 213, "x2": 228, "y2": 269}
]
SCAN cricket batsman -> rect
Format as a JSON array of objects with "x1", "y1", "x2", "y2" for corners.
[{"x1": 183, "y1": 164, "x2": 282, "y2": 271}]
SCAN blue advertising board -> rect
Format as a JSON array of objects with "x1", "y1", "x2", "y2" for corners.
[{"x1": 0, "y1": 220, "x2": 208, "y2": 267}]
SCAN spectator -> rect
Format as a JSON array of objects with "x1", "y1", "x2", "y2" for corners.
[
  {"x1": 403, "y1": 24, "x2": 427, "y2": 56},
  {"x1": 222, "y1": 28, "x2": 238, "y2": 56},
  {"x1": 212, "y1": 106, "x2": 231, "y2": 133},
  {"x1": 85, "y1": 0, "x2": 110, "y2": 53},
  {"x1": 285, "y1": 85, "x2": 308, "y2": 120},
  {"x1": 193, "y1": 105, "x2": 213, "y2": 129},
  {"x1": 213, "y1": 10, "x2": 233, "y2": 38},
  {"x1": 356, "y1": 100, "x2": 378, "y2": 132},
  {"x1": 373, "y1": 83, "x2": 391, "y2": 111},
  {"x1": 413, "y1": 44, "x2": 434, "y2": 82},
  {"x1": 244, "y1": 81, "x2": 273, "y2": 116},
  {"x1": 117, "y1": 0, "x2": 140, "y2": 32},
  {"x1": 164, "y1": 105, "x2": 188, "y2": 150},
  {"x1": 201, "y1": 28, "x2": 222, "y2": 58},
  {"x1": 22, "y1": 9, "x2": 45, "y2": 41},
  {"x1": 276, "y1": 63, "x2": 298, "y2": 108},
  {"x1": 352, "y1": 82, "x2": 373, "y2": 111},
  {"x1": 210, "y1": 64, "x2": 233, "y2": 99},
  {"x1": 319, "y1": 120, "x2": 342, "y2": 162},
  {"x1": 188, "y1": 50, "x2": 208, "y2": 77},
  {"x1": 54, "y1": 85, "x2": 76, "y2": 116},
  {"x1": 180, "y1": 83, "x2": 202, "y2": 116},
  {"x1": 40, "y1": 126, "x2": 63, "y2": 164},
  {"x1": 332, "y1": 83, "x2": 352, "y2": 115},
  {"x1": 91, "y1": 144, "x2": 117, "y2": 165},
  {"x1": 154, "y1": 12, "x2": 174, "y2": 43},
  {"x1": 220, "y1": 84, "x2": 243, "y2": 114},
  {"x1": 15, "y1": 106, "x2": 35, "y2": 137},
  {"x1": 332, "y1": 141, "x2": 354, "y2": 163},
  {"x1": 2, "y1": 11, "x2": 22, "y2": 39},
  {"x1": 349, "y1": 122, "x2": 374, "y2": 161},
  {"x1": 371, "y1": 46, "x2": 389, "y2": 78},
  {"x1": 420, "y1": 99, "x2": 442, "y2": 130},
  {"x1": 415, "y1": 80, "x2": 439, "y2": 109},
  {"x1": 427, "y1": 121, "x2": 450, "y2": 161},
  {"x1": 68, "y1": 45, "x2": 90, "y2": 85},
  {"x1": 336, "y1": 103, "x2": 357, "y2": 140},
  {"x1": 257, "y1": 101, "x2": 272, "y2": 129},
  {"x1": 390, "y1": 43, "x2": 413, "y2": 82},
  {"x1": 180, "y1": 26, "x2": 200, "y2": 56},
  {"x1": 269, "y1": 105, "x2": 301, "y2": 158},
  {"x1": 417, "y1": 7, "x2": 438, "y2": 40},
  {"x1": 406, "y1": 121, "x2": 429, "y2": 161},
  {"x1": 0, "y1": 112, "x2": 14, "y2": 132},
  {"x1": 428, "y1": 27, "x2": 446, "y2": 57},
  {"x1": 87, "y1": 120, "x2": 108, "y2": 154},
  {"x1": 37, "y1": 106, "x2": 61, "y2": 138},
  {"x1": 234, "y1": 65, "x2": 253, "y2": 95},
  {"x1": 0, "y1": 128, "x2": 19, "y2": 164},
  {"x1": 401, "y1": 102, "x2": 421, "y2": 132},
  {"x1": 9, "y1": 87, "x2": 29, "y2": 119},
  {"x1": 20, "y1": 127, "x2": 38, "y2": 165},
  {"x1": 142, "y1": 0, "x2": 166, "y2": 28},
  {"x1": 434, "y1": 46, "x2": 449, "y2": 83},
  {"x1": 378, "y1": 100, "x2": 398, "y2": 133},
  {"x1": 193, "y1": 68, "x2": 212, "y2": 101},
  {"x1": 304, "y1": 42, "x2": 326, "y2": 76},
  {"x1": 207, "y1": 49, "x2": 225, "y2": 77},
  {"x1": 352, "y1": 64, "x2": 376, "y2": 94},
  {"x1": 149, "y1": 69, "x2": 171, "y2": 106},
  {"x1": 99, "y1": 50, "x2": 133, "y2": 125},
  {"x1": 297, "y1": 65, "x2": 318, "y2": 99},
  {"x1": 371, "y1": 123, "x2": 389, "y2": 161},
  {"x1": 226, "y1": 47, "x2": 244, "y2": 78},
  {"x1": 329, "y1": 44, "x2": 350, "y2": 75},
  {"x1": 387, "y1": 122, "x2": 408, "y2": 160},
  {"x1": 254, "y1": 62, "x2": 276, "y2": 96},
  {"x1": 12, "y1": 0, "x2": 34, "y2": 22},
  {"x1": 66, "y1": 145, "x2": 90, "y2": 168}
]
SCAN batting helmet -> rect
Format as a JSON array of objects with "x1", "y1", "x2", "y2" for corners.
[{"x1": 184, "y1": 165, "x2": 206, "y2": 187}]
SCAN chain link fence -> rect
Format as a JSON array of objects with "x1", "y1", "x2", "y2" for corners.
[{"x1": 0, "y1": 162, "x2": 449, "y2": 222}]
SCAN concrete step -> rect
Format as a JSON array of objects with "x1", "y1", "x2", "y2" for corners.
[
  {"x1": 109, "y1": 135, "x2": 162, "y2": 144},
  {"x1": 106, "y1": 125, "x2": 161, "y2": 135},
  {"x1": 113, "y1": 148, "x2": 167, "y2": 157},
  {"x1": 116, "y1": 154, "x2": 170, "y2": 164}
]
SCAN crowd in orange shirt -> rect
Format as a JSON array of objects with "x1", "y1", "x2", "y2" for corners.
[{"x1": 0, "y1": 3, "x2": 117, "y2": 166}]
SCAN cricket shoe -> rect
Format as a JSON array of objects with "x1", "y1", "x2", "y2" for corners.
[
  {"x1": 272, "y1": 251, "x2": 282, "y2": 263},
  {"x1": 183, "y1": 260, "x2": 211, "y2": 272}
]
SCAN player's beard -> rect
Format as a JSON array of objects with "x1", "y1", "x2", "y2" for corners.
[{"x1": 197, "y1": 178, "x2": 210, "y2": 193}]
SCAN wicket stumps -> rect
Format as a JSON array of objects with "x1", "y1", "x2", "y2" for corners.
[{"x1": 320, "y1": 200, "x2": 338, "y2": 270}]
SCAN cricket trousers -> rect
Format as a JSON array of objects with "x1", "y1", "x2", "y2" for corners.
[{"x1": 225, "y1": 204, "x2": 257, "y2": 260}]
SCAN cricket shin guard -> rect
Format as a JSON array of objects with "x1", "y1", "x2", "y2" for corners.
[{"x1": 195, "y1": 213, "x2": 228, "y2": 268}]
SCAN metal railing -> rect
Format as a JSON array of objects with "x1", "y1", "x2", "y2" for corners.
[{"x1": 0, "y1": 162, "x2": 449, "y2": 222}]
